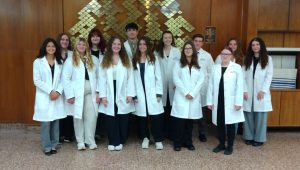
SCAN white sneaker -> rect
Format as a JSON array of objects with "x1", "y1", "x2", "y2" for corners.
[
  {"x1": 115, "y1": 144, "x2": 123, "y2": 151},
  {"x1": 77, "y1": 143, "x2": 86, "y2": 151},
  {"x1": 89, "y1": 144, "x2": 98, "y2": 150},
  {"x1": 108, "y1": 145, "x2": 115, "y2": 151},
  {"x1": 155, "y1": 142, "x2": 163, "y2": 150},
  {"x1": 142, "y1": 138, "x2": 149, "y2": 149}
]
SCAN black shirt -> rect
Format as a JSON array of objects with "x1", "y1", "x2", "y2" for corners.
[
  {"x1": 49, "y1": 64, "x2": 55, "y2": 82},
  {"x1": 139, "y1": 63, "x2": 146, "y2": 91},
  {"x1": 91, "y1": 50, "x2": 100, "y2": 59},
  {"x1": 253, "y1": 56, "x2": 259, "y2": 78}
]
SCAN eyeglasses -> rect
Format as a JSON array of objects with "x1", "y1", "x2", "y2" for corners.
[{"x1": 221, "y1": 53, "x2": 232, "y2": 56}]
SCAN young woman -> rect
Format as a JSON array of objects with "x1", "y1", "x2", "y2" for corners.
[
  {"x1": 156, "y1": 31, "x2": 181, "y2": 140},
  {"x1": 57, "y1": 33, "x2": 75, "y2": 143},
  {"x1": 243, "y1": 37, "x2": 273, "y2": 147},
  {"x1": 98, "y1": 36, "x2": 135, "y2": 151},
  {"x1": 88, "y1": 28, "x2": 106, "y2": 61},
  {"x1": 215, "y1": 38, "x2": 244, "y2": 65},
  {"x1": 87, "y1": 28, "x2": 106, "y2": 140},
  {"x1": 207, "y1": 47, "x2": 244, "y2": 155},
  {"x1": 33, "y1": 38, "x2": 66, "y2": 155},
  {"x1": 62, "y1": 38, "x2": 99, "y2": 150},
  {"x1": 171, "y1": 41, "x2": 204, "y2": 151},
  {"x1": 132, "y1": 37, "x2": 164, "y2": 150}
]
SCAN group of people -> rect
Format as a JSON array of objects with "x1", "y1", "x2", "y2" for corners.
[{"x1": 33, "y1": 22, "x2": 273, "y2": 156}]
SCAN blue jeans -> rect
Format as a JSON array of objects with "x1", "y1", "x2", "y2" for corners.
[{"x1": 41, "y1": 120, "x2": 59, "y2": 152}]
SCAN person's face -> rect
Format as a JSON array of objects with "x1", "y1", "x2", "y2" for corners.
[
  {"x1": 76, "y1": 41, "x2": 86, "y2": 54},
  {"x1": 251, "y1": 40, "x2": 261, "y2": 53},
  {"x1": 60, "y1": 35, "x2": 69, "y2": 49},
  {"x1": 138, "y1": 40, "x2": 147, "y2": 54},
  {"x1": 220, "y1": 49, "x2": 232, "y2": 63},
  {"x1": 112, "y1": 38, "x2": 122, "y2": 54},
  {"x1": 163, "y1": 33, "x2": 173, "y2": 46},
  {"x1": 126, "y1": 29, "x2": 138, "y2": 39},
  {"x1": 91, "y1": 34, "x2": 100, "y2": 45},
  {"x1": 46, "y1": 42, "x2": 56, "y2": 55},
  {"x1": 228, "y1": 40, "x2": 237, "y2": 52},
  {"x1": 184, "y1": 44, "x2": 193, "y2": 57},
  {"x1": 193, "y1": 37, "x2": 204, "y2": 50}
]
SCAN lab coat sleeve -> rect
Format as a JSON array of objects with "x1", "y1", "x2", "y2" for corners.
[
  {"x1": 33, "y1": 59, "x2": 53, "y2": 94},
  {"x1": 190, "y1": 68, "x2": 204, "y2": 98},
  {"x1": 98, "y1": 66, "x2": 107, "y2": 98},
  {"x1": 262, "y1": 56, "x2": 273, "y2": 93},
  {"x1": 235, "y1": 65, "x2": 244, "y2": 106},
  {"x1": 173, "y1": 62, "x2": 189, "y2": 96},
  {"x1": 62, "y1": 58, "x2": 75, "y2": 99},
  {"x1": 206, "y1": 66, "x2": 214, "y2": 105},
  {"x1": 154, "y1": 57, "x2": 163, "y2": 95}
]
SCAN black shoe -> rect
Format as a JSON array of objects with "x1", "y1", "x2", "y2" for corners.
[
  {"x1": 224, "y1": 146, "x2": 233, "y2": 155},
  {"x1": 50, "y1": 149, "x2": 57, "y2": 154},
  {"x1": 187, "y1": 145, "x2": 195, "y2": 151},
  {"x1": 174, "y1": 146, "x2": 181, "y2": 151},
  {"x1": 245, "y1": 140, "x2": 253, "y2": 145},
  {"x1": 44, "y1": 151, "x2": 52, "y2": 156},
  {"x1": 213, "y1": 144, "x2": 225, "y2": 153},
  {"x1": 252, "y1": 141, "x2": 263, "y2": 147},
  {"x1": 199, "y1": 134, "x2": 207, "y2": 142}
]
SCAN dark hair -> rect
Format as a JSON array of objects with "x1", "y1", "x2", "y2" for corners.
[
  {"x1": 88, "y1": 28, "x2": 106, "y2": 54},
  {"x1": 37, "y1": 38, "x2": 62, "y2": 64},
  {"x1": 192, "y1": 34, "x2": 204, "y2": 40},
  {"x1": 125, "y1": 22, "x2": 139, "y2": 31},
  {"x1": 157, "y1": 31, "x2": 176, "y2": 58},
  {"x1": 132, "y1": 37, "x2": 156, "y2": 70},
  {"x1": 180, "y1": 41, "x2": 200, "y2": 69},
  {"x1": 226, "y1": 37, "x2": 244, "y2": 66},
  {"x1": 101, "y1": 36, "x2": 131, "y2": 69},
  {"x1": 244, "y1": 37, "x2": 268, "y2": 70},
  {"x1": 57, "y1": 32, "x2": 72, "y2": 51}
]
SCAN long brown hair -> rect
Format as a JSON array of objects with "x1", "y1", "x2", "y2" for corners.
[
  {"x1": 244, "y1": 37, "x2": 269, "y2": 70},
  {"x1": 180, "y1": 41, "x2": 200, "y2": 69},
  {"x1": 156, "y1": 31, "x2": 175, "y2": 58},
  {"x1": 72, "y1": 37, "x2": 94, "y2": 70},
  {"x1": 88, "y1": 28, "x2": 106, "y2": 54},
  {"x1": 226, "y1": 37, "x2": 244, "y2": 66},
  {"x1": 101, "y1": 36, "x2": 130, "y2": 69},
  {"x1": 132, "y1": 37, "x2": 156, "y2": 70}
]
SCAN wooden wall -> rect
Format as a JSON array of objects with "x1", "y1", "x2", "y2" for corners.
[{"x1": 0, "y1": 0, "x2": 299, "y2": 124}]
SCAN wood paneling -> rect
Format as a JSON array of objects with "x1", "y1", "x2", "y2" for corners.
[
  {"x1": 210, "y1": 0, "x2": 244, "y2": 58},
  {"x1": 280, "y1": 91, "x2": 300, "y2": 126},
  {"x1": 257, "y1": 0, "x2": 289, "y2": 30},
  {"x1": 267, "y1": 91, "x2": 281, "y2": 126},
  {"x1": 258, "y1": 32, "x2": 284, "y2": 47},
  {"x1": 289, "y1": 0, "x2": 300, "y2": 31},
  {"x1": 246, "y1": 0, "x2": 259, "y2": 45},
  {"x1": 284, "y1": 33, "x2": 300, "y2": 47}
]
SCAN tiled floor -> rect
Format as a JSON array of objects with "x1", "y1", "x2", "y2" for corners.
[{"x1": 0, "y1": 124, "x2": 299, "y2": 170}]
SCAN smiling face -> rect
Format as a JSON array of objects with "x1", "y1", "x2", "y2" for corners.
[
  {"x1": 220, "y1": 49, "x2": 233, "y2": 64},
  {"x1": 184, "y1": 44, "x2": 193, "y2": 57},
  {"x1": 138, "y1": 39, "x2": 147, "y2": 54},
  {"x1": 46, "y1": 41, "x2": 56, "y2": 55},
  {"x1": 76, "y1": 40, "x2": 86, "y2": 54},
  {"x1": 162, "y1": 33, "x2": 173, "y2": 46},
  {"x1": 193, "y1": 37, "x2": 204, "y2": 51},
  {"x1": 91, "y1": 34, "x2": 100, "y2": 46},
  {"x1": 60, "y1": 34, "x2": 69, "y2": 50},
  {"x1": 228, "y1": 39, "x2": 237, "y2": 52},
  {"x1": 111, "y1": 38, "x2": 122, "y2": 54},
  {"x1": 251, "y1": 40, "x2": 261, "y2": 53}
]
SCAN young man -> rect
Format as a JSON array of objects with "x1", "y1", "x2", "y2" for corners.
[
  {"x1": 192, "y1": 34, "x2": 214, "y2": 142},
  {"x1": 124, "y1": 22, "x2": 139, "y2": 59}
]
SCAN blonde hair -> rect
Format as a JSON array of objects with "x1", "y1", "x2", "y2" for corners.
[{"x1": 72, "y1": 37, "x2": 94, "y2": 70}]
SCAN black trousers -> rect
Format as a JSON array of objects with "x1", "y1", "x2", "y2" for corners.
[
  {"x1": 95, "y1": 114, "x2": 105, "y2": 137},
  {"x1": 138, "y1": 113, "x2": 164, "y2": 142},
  {"x1": 164, "y1": 90, "x2": 174, "y2": 140},
  {"x1": 198, "y1": 107, "x2": 208, "y2": 136},
  {"x1": 59, "y1": 116, "x2": 74, "y2": 140},
  {"x1": 104, "y1": 114, "x2": 129, "y2": 146},
  {"x1": 172, "y1": 116, "x2": 194, "y2": 147}
]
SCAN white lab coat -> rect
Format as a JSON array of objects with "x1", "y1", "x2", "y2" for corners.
[
  {"x1": 197, "y1": 48, "x2": 214, "y2": 106},
  {"x1": 133, "y1": 57, "x2": 164, "y2": 116},
  {"x1": 63, "y1": 50, "x2": 73, "y2": 116},
  {"x1": 33, "y1": 57, "x2": 66, "y2": 121},
  {"x1": 171, "y1": 62, "x2": 204, "y2": 119},
  {"x1": 207, "y1": 61, "x2": 245, "y2": 125},
  {"x1": 62, "y1": 55, "x2": 99, "y2": 119},
  {"x1": 243, "y1": 56, "x2": 273, "y2": 112},
  {"x1": 124, "y1": 40, "x2": 134, "y2": 59},
  {"x1": 98, "y1": 60, "x2": 136, "y2": 116},
  {"x1": 156, "y1": 46, "x2": 181, "y2": 106}
]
